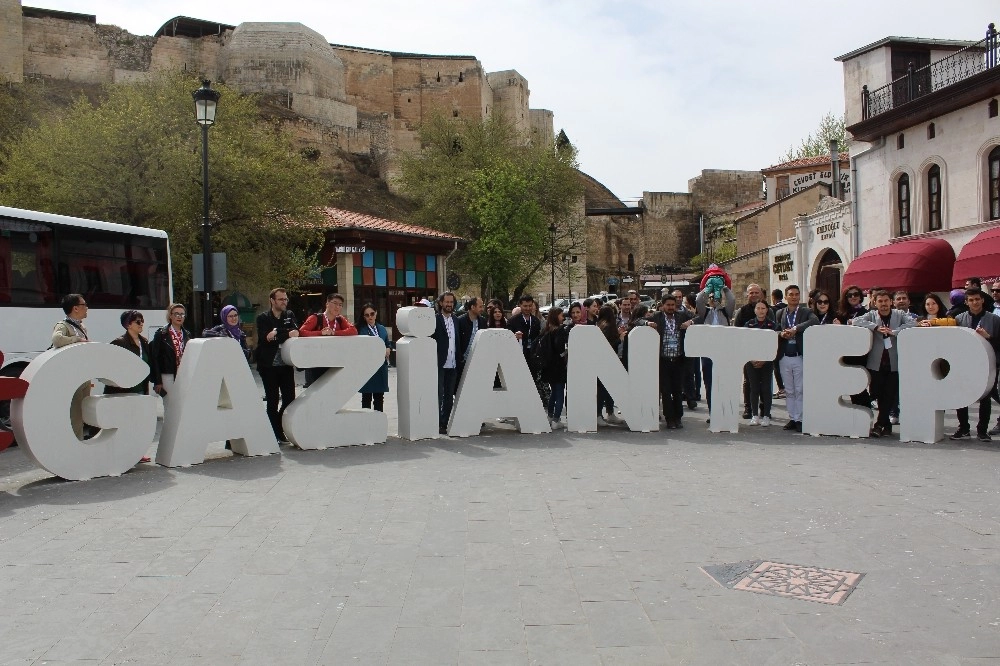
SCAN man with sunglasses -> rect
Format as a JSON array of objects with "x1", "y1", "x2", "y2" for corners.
[{"x1": 52, "y1": 294, "x2": 91, "y2": 439}]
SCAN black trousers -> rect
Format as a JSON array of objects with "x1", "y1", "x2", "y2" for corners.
[
  {"x1": 746, "y1": 362, "x2": 773, "y2": 417},
  {"x1": 439, "y1": 367, "x2": 458, "y2": 428},
  {"x1": 958, "y1": 374, "x2": 998, "y2": 433},
  {"x1": 362, "y1": 392, "x2": 385, "y2": 411},
  {"x1": 259, "y1": 365, "x2": 295, "y2": 440},
  {"x1": 870, "y1": 368, "x2": 898, "y2": 430},
  {"x1": 659, "y1": 357, "x2": 685, "y2": 423}
]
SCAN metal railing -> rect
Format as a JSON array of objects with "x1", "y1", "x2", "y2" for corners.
[{"x1": 862, "y1": 23, "x2": 998, "y2": 120}]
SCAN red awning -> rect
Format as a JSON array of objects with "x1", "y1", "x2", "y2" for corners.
[
  {"x1": 842, "y1": 237, "x2": 955, "y2": 292},
  {"x1": 952, "y1": 224, "x2": 1000, "y2": 287}
]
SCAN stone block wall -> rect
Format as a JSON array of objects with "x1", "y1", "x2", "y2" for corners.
[
  {"x1": 333, "y1": 46, "x2": 394, "y2": 115},
  {"x1": 642, "y1": 191, "x2": 695, "y2": 268},
  {"x1": 22, "y1": 16, "x2": 112, "y2": 82},
  {"x1": 1, "y1": 0, "x2": 23, "y2": 82},
  {"x1": 487, "y1": 70, "x2": 530, "y2": 136},
  {"x1": 291, "y1": 93, "x2": 358, "y2": 128},
  {"x1": 149, "y1": 34, "x2": 225, "y2": 81},
  {"x1": 529, "y1": 109, "x2": 554, "y2": 147}
]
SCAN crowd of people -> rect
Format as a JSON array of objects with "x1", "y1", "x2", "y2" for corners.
[{"x1": 48, "y1": 272, "x2": 1000, "y2": 449}]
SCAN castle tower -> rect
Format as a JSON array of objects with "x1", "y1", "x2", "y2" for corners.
[
  {"x1": 487, "y1": 70, "x2": 530, "y2": 137},
  {"x1": 0, "y1": 0, "x2": 24, "y2": 82}
]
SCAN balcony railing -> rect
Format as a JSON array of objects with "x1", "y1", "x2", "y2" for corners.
[{"x1": 862, "y1": 23, "x2": 998, "y2": 120}]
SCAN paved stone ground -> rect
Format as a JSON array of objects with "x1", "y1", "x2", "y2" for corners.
[{"x1": 1, "y1": 368, "x2": 999, "y2": 665}]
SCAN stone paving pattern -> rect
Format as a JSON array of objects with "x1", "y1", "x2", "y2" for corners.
[{"x1": 1, "y1": 369, "x2": 999, "y2": 664}]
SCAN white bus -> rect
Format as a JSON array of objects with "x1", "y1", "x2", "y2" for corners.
[{"x1": 0, "y1": 205, "x2": 172, "y2": 381}]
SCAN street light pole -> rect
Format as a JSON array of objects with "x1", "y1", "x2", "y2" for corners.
[
  {"x1": 193, "y1": 80, "x2": 221, "y2": 332},
  {"x1": 548, "y1": 223, "x2": 556, "y2": 305}
]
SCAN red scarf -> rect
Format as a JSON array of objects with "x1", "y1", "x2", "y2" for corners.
[{"x1": 169, "y1": 326, "x2": 185, "y2": 369}]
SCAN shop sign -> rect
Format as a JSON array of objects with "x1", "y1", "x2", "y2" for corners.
[{"x1": 772, "y1": 253, "x2": 793, "y2": 281}]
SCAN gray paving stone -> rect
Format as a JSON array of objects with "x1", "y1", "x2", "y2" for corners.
[
  {"x1": 569, "y1": 566, "x2": 635, "y2": 602},
  {"x1": 582, "y1": 600, "x2": 661, "y2": 648},
  {"x1": 524, "y1": 624, "x2": 599, "y2": 665},
  {"x1": 387, "y1": 626, "x2": 460, "y2": 665}
]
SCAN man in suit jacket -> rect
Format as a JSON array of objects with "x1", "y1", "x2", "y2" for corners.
[
  {"x1": 851, "y1": 290, "x2": 916, "y2": 438},
  {"x1": 431, "y1": 292, "x2": 462, "y2": 434},
  {"x1": 649, "y1": 294, "x2": 694, "y2": 429},
  {"x1": 507, "y1": 295, "x2": 544, "y2": 398},
  {"x1": 950, "y1": 288, "x2": 1000, "y2": 441},
  {"x1": 457, "y1": 296, "x2": 487, "y2": 374},
  {"x1": 776, "y1": 285, "x2": 818, "y2": 432}
]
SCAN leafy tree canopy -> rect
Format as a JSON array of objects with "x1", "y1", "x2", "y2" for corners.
[
  {"x1": 398, "y1": 113, "x2": 583, "y2": 303},
  {"x1": 0, "y1": 72, "x2": 331, "y2": 301},
  {"x1": 780, "y1": 111, "x2": 848, "y2": 162}
]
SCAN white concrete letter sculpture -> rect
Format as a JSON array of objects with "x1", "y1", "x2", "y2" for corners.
[
  {"x1": 157, "y1": 339, "x2": 279, "y2": 467},
  {"x1": 395, "y1": 306, "x2": 439, "y2": 440},
  {"x1": 684, "y1": 325, "x2": 778, "y2": 433},
  {"x1": 566, "y1": 324, "x2": 659, "y2": 433},
  {"x1": 281, "y1": 336, "x2": 388, "y2": 448},
  {"x1": 449, "y1": 328, "x2": 550, "y2": 436},
  {"x1": 12, "y1": 343, "x2": 156, "y2": 480},
  {"x1": 802, "y1": 325, "x2": 873, "y2": 437},
  {"x1": 897, "y1": 327, "x2": 998, "y2": 443}
]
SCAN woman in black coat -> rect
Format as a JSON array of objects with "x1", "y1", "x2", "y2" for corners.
[{"x1": 539, "y1": 308, "x2": 568, "y2": 429}]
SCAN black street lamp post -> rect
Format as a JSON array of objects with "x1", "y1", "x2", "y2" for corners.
[
  {"x1": 193, "y1": 80, "x2": 221, "y2": 332},
  {"x1": 548, "y1": 223, "x2": 556, "y2": 305}
]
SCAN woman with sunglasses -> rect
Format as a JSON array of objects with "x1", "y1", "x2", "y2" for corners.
[
  {"x1": 811, "y1": 291, "x2": 836, "y2": 325},
  {"x1": 109, "y1": 310, "x2": 153, "y2": 461},
  {"x1": 836, "y1": 285, "x2": 868, "y2": 324},
  {"x1": 355, "y1": 304, "x2": 391, "y2": 412}
]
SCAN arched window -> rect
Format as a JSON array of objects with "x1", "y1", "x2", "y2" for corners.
[
  {"x1": 989, "y1": 146, "x2": 1000, "y2": 220},
  {"x1": 897, "y1": 174, "x2": 910, "y2": 236},
  {"x1": 927, "y1": 165, "x2": 942, "y2": 231}
]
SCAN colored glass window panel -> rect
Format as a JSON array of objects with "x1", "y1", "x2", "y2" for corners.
[
  {"x1": 362, "y1": 250, "x2": 374, "y2": 268},
  {"x1": 405, "y1": 253, "x2": 416, "y2": 270},
  {"x1": 416, "y1": 272, "x2": 426, "y2": 288},
  {"x1": 375, "y1": 268, "x2": 387, "y2": 286},
  {"x1": 353, "y1": 267, "x2": 362, "y2": 285},
  {"x1": 427, "y1": 272, "x2": 437, "y2": 289},
  {"x1": 363, "y1": 267, "x2": 375, "y2": 285},
  {"x1": 427, "y1": 255, "x2": 436, "y2": 272},
  {"x1": 352, "y1": 253, "x2": 361, "y2": 267},
  {"x1": 396, "y1": 270, "x2": 405, "y2": 286},
  {"x1": 387, "y1": 252, "x2": 396, "y2": 269},
  {"x1": 387, "y1": 270, "x2": 396, "y2": 287},
  {"x1": 374, "y1": 250, "x2": 386, "y2": 269},
  {"x1": 415, "y1": 254, "x2": 426, "y2": 271},
  {"x1": 406, "y1": 270, "x2": 416, "y2": 287}
]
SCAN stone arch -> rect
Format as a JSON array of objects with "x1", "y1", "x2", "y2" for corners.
[{"x1": 812, "y1": 248, "x2": 843, "y2": 300}]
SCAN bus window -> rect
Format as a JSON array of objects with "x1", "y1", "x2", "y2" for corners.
[{"x1": 0, "y1": 219, "x2": 56, "y2": 305}]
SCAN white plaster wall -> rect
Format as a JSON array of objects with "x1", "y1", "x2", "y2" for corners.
[
  {"x1": 842, "y1": 47, "x2": 890, "y2": 127},
  {"x1": 854, "y1": 100, "x2": 1000, "y2": 255}
]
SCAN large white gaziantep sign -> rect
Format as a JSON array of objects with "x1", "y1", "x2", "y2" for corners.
[
  {"x1": 13, "y1": 343, "x2": 157, "y2": 480},
  {"x1": 449, "y1": 328, "x2": 550, "y2": 436},
  {"x1": 684, "y1": 325, "x2": 777, "y2": 433},
  {"x1": 281, "y1": 336, "x2": 388, "y2": 448},
  {"x1": 566, "y1": 324, "x2": 659, "y2": 433},
  {"x1": 157, "y1": 339, "x2": 279, "y2": 467},
  {"x1": 897, "y1": 327, "x2": 998, "y2": 444},
  {"x1": 802, "y1": 325, "x2": 873, "y2": 438}
]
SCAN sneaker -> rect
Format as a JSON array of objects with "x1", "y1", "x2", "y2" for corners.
[
  {"x1": 749, "y1": 416, "x2": 760, "y2": 426},
  {"x1": 742, "y1": 411, "x2": 751, "y2": 420},
  {"x1": 605, "y1": 412, "x2": 623, "y2": 425},
  {"x1": 989, "y1": 423, "x2": 1000, "y2": 436},
  {"x1": 949, "y1": 429, "x2": 971, "y2": 440},
  {"x1": 978, "y1": 431, "x2": 992, "y2": 442},
  {"x1": 550, "y1": 419, "x2": 565, "y2": 430},
  {"x1": 889, "y1": 415, "x2": 899, "y2": 425},
  {"x1": 760, "y1": 416, "x2": 771, "y2": 427},
  {"x1": 596, "y1": 416, "x2": 608, "y2": 426}
]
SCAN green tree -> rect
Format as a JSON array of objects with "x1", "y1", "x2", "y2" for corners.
[
  {"x1": 0, "y1": 73, "x2": 330, "y2": 301},
  {"x1": 780, "y1": 111, "x2": 848, "y2": 161},
  {"x1": 398, "y1": 114, "x2": 583, "y2": 303}
]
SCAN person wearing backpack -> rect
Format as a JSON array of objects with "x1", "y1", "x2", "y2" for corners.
[
  {"x1": 539, "y1": 307, "x2": 569, "y2": 430},
  {"x1": 298, "y1": 293, "x2": 357, "y2": 387}
]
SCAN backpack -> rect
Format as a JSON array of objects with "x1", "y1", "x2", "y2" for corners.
[{"x1": 531, "y1": 331, "x2": 551, "y2": 370}]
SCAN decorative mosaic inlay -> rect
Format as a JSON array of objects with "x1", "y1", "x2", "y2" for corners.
[{"x1": 731, "y1": 561, "x2": 864, "y2": 605}]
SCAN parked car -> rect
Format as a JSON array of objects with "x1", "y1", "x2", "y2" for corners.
[{"x1": 539, "y1": 298, "x2": 571, "y2": 316}]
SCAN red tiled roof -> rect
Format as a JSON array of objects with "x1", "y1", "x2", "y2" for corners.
[
  {"x1": 314, "y1": 207, "x2": 464, "y2": 241},
  {"x1": 762, "y1": 152, "x2": 850, "y2": 173}
]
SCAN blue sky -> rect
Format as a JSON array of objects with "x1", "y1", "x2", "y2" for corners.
[{"x1": 33, "y1": 0, "x2": 999, "y2": 199}]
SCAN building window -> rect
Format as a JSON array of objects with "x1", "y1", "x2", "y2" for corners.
[
  {"x1": 989, "y1": 146, "x2": 1000, "y2": 220},
  {"x1": 897, "y1": 174, "x2": 910, "y2": 236},
  {"x1": 927, "y1": 123, "x2": 935, "y2": 139},
  {"x1": 927, "y1": 165, "x2": 942, "y2": 231},
  {"x1": 627, "y1": 253, "x2": 635, "y2": 272},
  {"x1": 990, "y1": 99, "x2": 998, "y2": 118},
  {"x1": 897, "y1": 133, "x2": 905, "y2": 149},
  {"x1": 776, "y1": 175, "x2": 790, "y2": 200}
]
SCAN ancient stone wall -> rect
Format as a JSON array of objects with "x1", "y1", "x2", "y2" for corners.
[
  {"x1": 1, "y1": 0, "x2": 24, "y2": 82},
  {"x1": 641, "y1": 192, "x2": 695, "y2": 269},
  {"x1": 529, "y1": 109, "x2": 554, "y2": 147},
  {"x1": 149, "y1": 34, "x2": 225, "y2": 81},
  {"x1": 22, "y1": 16, "x2": 112, "y2": 82},
  {"x1": 487, "y1": 70, "x2": 530, "y2": 137},
  {"x1": 332, "y1": 46, "x2": 394, "y2": 115}
]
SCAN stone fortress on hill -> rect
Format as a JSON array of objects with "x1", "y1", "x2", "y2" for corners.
[{"x1": 0, "y1": 0, "x2": 767, "y2": 298}]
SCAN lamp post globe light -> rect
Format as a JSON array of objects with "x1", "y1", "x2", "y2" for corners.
[{"x1": 193, "y1": 80, "x2": 220, "y2": 332}]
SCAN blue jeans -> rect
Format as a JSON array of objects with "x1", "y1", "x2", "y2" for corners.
[{"x1": 548, "y1": 383, "x2": 565, "y2": 420}]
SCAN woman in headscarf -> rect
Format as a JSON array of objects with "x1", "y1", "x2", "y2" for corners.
[{"x1": 203, "y1": 304, "x2": 250, "y2": 362}]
